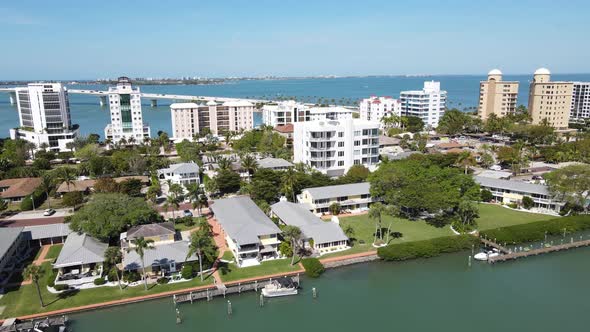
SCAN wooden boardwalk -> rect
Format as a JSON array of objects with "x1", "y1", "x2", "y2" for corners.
[
  {"x1": 0, "y1": 316, "x2": 68, "y2": 332},
  {"x1": 487, "y1": 238, "x2": 590, "y2": 263},
  {"x1": 480, "y1": 238, "x2": 511, "y2": 254}
]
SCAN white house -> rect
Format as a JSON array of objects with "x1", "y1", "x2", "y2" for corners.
[
  {"x1": 359, "y1": 96, "x2": 402, "y2": 124},
  {"x1": 293, "y1": 118, "x2": 380, "y2": 176},
  {"x1": 157, "y1": 162, "x2": 200, "y2": 188},
  {"x1": 400, "y1": 81, "x2": 447, "y2": 128}
]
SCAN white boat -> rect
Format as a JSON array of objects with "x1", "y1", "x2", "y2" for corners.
[
  {"x1": 474, "y1": 249, "x2": 500, "y2": 261},
  {"x1": 261, "y1": 277, "x2": 298, "y2": 297}
]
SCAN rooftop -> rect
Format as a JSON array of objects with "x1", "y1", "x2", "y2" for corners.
[
  {"x1": 22, "y1": 223, "x2": 72, "y2": 241},
  {"x1": 0, "y1": 227, "x2": 24, "y2": 259},
  {"x1": 379, "y1": 135, "x2": 400, "y2": 146},
  {"x1": 274, "y1": 124, "x2": 294, "y2": 134},
  {"x1": 210, "y1": 196, "x2": 281, "y2": 246},
  {"x1": 158, "y1": 162, "x2": 200, "y2": 175},
  {"x1": 126, "y1": 222, "x2": 175, "y2": 240},
  {"x1": 0, "y1": 177, "x2": 42, "y2": 199},
  {"x1": 271, "y1": 202, "x2": 348, "y2": 244},
  {"x1": 54, "y1": 232, "x2": 108, "y2": 268},
  {"x1": 170, "y1": 102, "x2": 199, "y2": 109},
  {"x1": 123, "y1": 241, "x2": 197, "y2": 271},
  {"x1": 257, "y1": 157, "x2": 294, "y2": 169},
  {"x1": 302, "y1": 182, "x2": 371, "y2": 200},
  {"x1": 474, "y1": 176, "x2": 551, "y2": 196}
]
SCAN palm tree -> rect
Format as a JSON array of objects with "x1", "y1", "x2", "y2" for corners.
[
  {"x1": 282, "y1": 225, "x2": 302, "y2": 265},
  {"x1": 282, "y1": 168, "x2": 297, "y2": 202},
  {"x1": 104, "y1": 247, "x2": 123, "y2": 291},
  {"x1": 240, "y1": 154, "x2": 258, "y2": 176},
  {"x1": 369, "y1": 203, "x2": 386, "y2": 244},
  {"x1": 23, "y1": 264, "x2": 44, "y2": 307},
  {"x1": 187, "y1": 221, "x2": 217, "y2": 282},
  {"x1": 456, "y1": 151, "x2": 476, "y2": 175},
  {"x1": 127, "y1": 237, "x2": 155, "y2": 291},
  {"x1": 167, "y1": 195, "x2": 179, "y2": 219},
  {"x1": 55, "y1": 167, "x2": 77, "y2": 192},
  {"x1": 217, "y1": 157, "x2": 232, "y2": 171},
  {"x1": 39, "y1": 174, "x2": 55, "y2": 209}
]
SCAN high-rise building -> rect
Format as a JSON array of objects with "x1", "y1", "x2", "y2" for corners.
[
  {"x1": 477, "y1": 69, "x2": 519, "y2": 120},
  {"x1": 293, "y1": 118, "x2": 380, "y2": 177},
  {"x1": 570, "y1": 82, "x2": 590, "y2": 123},
  {"x1": 359, "y1": 96, "x2": 401, "y2": 123},
  {"x1": 170, "y1": 100, "x2": 254, "y2": 139},
  {"x1": 9, "y1": 83, "x2": 79, "y2": 152},
  {"x1": 400, "y1": 81, "x2": 446, "y2": 128},
  {"x1": 104, "y1": 77, "x2": 150, "y2": 144},
  {"x1": 528, "y1": 68, "x2": 573, "y2": 129},
  {"x1": 262, "y1": 101, "x2": 353, "y2": 127}
]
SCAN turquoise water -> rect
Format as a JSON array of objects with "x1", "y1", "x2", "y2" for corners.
[
  {"x1": 1, "y1": 74, "x2": 589, "y2": 138},
  {"x1": 69, "y1": 247, "x2": 590, "y2": 332}
]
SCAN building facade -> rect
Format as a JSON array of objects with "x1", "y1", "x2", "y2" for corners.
[
  {"x1": 570, "y1": 82, "x2": 590, "y2": 123},
  {"x1": 400, "y1": 81, "x2": 447, "y2": 128},
  {"x1": 157, "y1": 162, "x2": 200, "y2": 188},
  {"x1": 359, "y1": 96, "x2": 402, "y2": 123},
  {"x1": 528, "y1": 68, "x2": 573, "y2": 129},
  {"x1": 293, "y1": 119, "x2": 380, "y2": 176},
  {"x1": 104, "y1": 77, "x2": 150, "y2": 144},
  {"x1": 170, "y1": 100, "x2": 254, "y2": 139},
  {"x1": 297, "y1": 182, "x2": 380, "y2": 214},
  {"x1": 477, "y1": 69, "x2": 519, "y2": 120},
  {"x1": 262, "y1": 101, "x2": 353, "y2": 127},
  {"x1": 10, "y1": 83, "x2": 79, "y2": 152}
]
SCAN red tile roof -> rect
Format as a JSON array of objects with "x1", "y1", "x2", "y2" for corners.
[
  {"x1": 0, "y1": 177, "x2": 42, "y2": 199},
  {"x1": 274, "y1": 124, "x2": 294, "y2": 133}
]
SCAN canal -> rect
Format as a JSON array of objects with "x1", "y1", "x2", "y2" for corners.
[{"x1": 68, "y1": 247, "x2": 590, "y2": 331}]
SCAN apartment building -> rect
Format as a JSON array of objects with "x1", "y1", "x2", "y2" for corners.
[
  {"x1": 528, "y1": 68, "x2": 573, "y2": 129},
  {"x1": 170, "y1": 100, "x2": 254, "y2": 139},
  {"x1": 297, "y1": 182, "x2": 379, "y2": 214},
  {"x1": 293, "y1": 119, "x2": 380, "y2": 177},
  {"x1": 400, "y1": 81, "x2": 447, "y2": 128},
  {"x1": 262, "y1": 101, "x2": 353, "y2": 127},
  {"x1": 104, "y1": 77, "x2": 150, "y2": 144},
  {"x1": 9, "y1": 83, "x2": 79, "y2": 151},
  {"x1": 359, "y1": 96, "x2": 402, "y2": 123},
  {"x1": 477, "y1": 69, "x2": 519, "y2": 120},
  {"x1": 571, "y1": 82, "x2": 590, "y2": 123}
]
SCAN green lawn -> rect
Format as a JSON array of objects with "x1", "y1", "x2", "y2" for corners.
[
  {"x1": 476, "y1": 204, "x2": 555, "y2": 230},
  {"x1": 45, "y1": 244, "x2": 63, "y2": 261},
  {"x1": 0, "y1": 262, "x2": 213, "y2": 319},
  {"x1": 220, "y1": 250, "x2": 234, "y2": 262},
  {"x1": 218, "y1": 259, "x2": 301, "y2": 283}
]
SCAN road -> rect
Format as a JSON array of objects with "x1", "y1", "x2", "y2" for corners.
[{"x1": 0, "y1": 208, "x2": 72, "y2": 227}]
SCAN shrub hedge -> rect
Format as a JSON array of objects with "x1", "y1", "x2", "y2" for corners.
[
  {"x1": 54, "y1": 284, "x2": 69, "y2": 291},
  {"x1": 301, "y1": 258, "x2": 325, "y2": 278},
  {"x1": 20, "y1": 189, "x2": 46, "y2": 211},
  {"x1": 480, "y1": 215, "x2": 590, "y2": 244},
  {"x1": 378, "y1": 235, "x2": 479, "y2": 261},
  {"x1": 93, "y1": 277, "x2": 106, "y2": 285}
]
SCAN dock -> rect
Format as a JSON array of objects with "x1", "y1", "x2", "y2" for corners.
[
  {"x1": 482, "y1": 238, "x2": 590, "y2": 263},
  {"x1": 173, "y1": 273, "x2": 300, "y2": 304},
  {"x1": 0, "y1": 316, "x2": 68, "y2": 332},
  {"x1": 480, "y1": 238, "x2": 510, "y2": 254}
]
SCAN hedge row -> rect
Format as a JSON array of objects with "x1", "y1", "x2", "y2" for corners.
[
  {"x1": 480, "y1": 215, "x2": 590, "y2": 244},
  {"x1": 20, "y1": 189, "x2": 46, "y2": 211},
  {"x1": 377, "y1": 235, "x2": 479, "y2": 261},
  {"x1": 301, "y1": 258, "x2": 325, "y2": 278}
]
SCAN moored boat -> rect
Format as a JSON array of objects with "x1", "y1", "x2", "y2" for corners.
[{"x1": 261, "y1": 277, "x2": 298, "y2": 297}]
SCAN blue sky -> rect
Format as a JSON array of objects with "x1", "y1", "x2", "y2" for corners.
[{"x1": 1, "y1": 0, "x2": 589, "y2": 79}]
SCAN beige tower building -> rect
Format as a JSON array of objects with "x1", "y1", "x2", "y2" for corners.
[
  {"x1": 528, "y1": 68, "x2": 573, "y2": 129},
  {"x1": 477, "y1": 69, "x2": 519, "y2": 120}
]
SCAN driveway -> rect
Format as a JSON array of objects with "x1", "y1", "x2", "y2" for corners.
[
  {"x1": 6, "y1": 208, "x2": 73, "y2": 220},
  {"x1": 0, "y1": 208, "x2": 73, "y2": 227}
]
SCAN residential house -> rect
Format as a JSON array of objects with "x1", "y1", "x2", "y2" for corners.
[
  {"x1": 53, "y1": 232, "x2": 108, "y2": 287},
  {"x1": 270, "y1": 201, "x2": 349, "y2": 255},
  {"x1": 22, "y1": 223, "x2": 72, "y2": 246},
  {"x1": 120, "y1": 222, "x2": 176, "y2": 248},
  {"x1": 297, "y1": 182, "x2": 379, "y2": 214},
  {"x1": 122, "y1": 241, "x2": 197, "y2": 276},
  {"x1": 210, "y1": 196, "x2": 281, "y2": 267},
  {"x1": 157, "y1": 162, "x2": 200, "y2": 188},
  {"x1": 257, "y1": 157, "x2": 294, "y2": 171},
  {"x1": 0, "y1": 178, "x2": 42, "y2": 202}
]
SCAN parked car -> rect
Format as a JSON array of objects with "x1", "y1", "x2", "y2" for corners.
[
  {"x1": 43, "y1": 209, "x2": 56, "y2": 216},
  {"x1": 183, "y1": 210, "x2": 193, "y2": 217}
]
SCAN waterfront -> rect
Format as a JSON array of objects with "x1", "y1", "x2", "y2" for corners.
[
  {"x1": 1, "y1": 74, "x2": 590, "y2": 138},
  {"x1": 68, "y1": 247, "x2": 590, "y2": 332}
]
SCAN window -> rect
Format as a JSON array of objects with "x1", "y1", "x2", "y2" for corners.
[
  {"x1": 338, "y1": 142, "x2": 344, "y2": 147},
  {"x1": 338, "y1": 161, "x2": 344, "y2": 166},
  {"x1": 338, "y1": 132, "x2": 344, "y2": 137},
  {"x1": 338, "y1": 151, "x2": 344, "y2": 157}
]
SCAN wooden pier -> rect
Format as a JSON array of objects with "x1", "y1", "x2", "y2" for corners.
[
  {"x1": 173, "y1": 273, "x2": 300, "y2": 304},
  {"x1": 480, "y1": 238, "x2": 511, "y2": 254},
  {"x1": 484, "y1": 238, "x2": 590, "y2": 264},
  {"x1": 0, "y1": 315, "x2": 68, "y2": 332}
]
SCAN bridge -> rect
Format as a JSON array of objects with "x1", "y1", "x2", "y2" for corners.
[{"x1": 0, "y1": 87, "x2": 269, "y2": 107}]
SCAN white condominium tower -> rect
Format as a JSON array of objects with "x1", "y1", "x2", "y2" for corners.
[
  {"x1": 359, "y1": 96, "x2": 402, "y2": 123},
  {"x1": 400, "y1": 81, "x2": 447, "y2": 128},
  {"x1": 571, "y1": 82, "x2": 590, "y2": 123},
  {"x1": 104, "y1": 77, "x2": 150, "y2": 144},
  {"x1": 10, "y1": 83, "x2": 79, "y2": 152},
  {"x1": 262, "y1": 100, "x2": 353, "y2": 127},
  {"x1": 293, "y1": 118, "x2": 380, "y2": 177},
  {"x1": 170, "y1": 100, "x2": 254, "y2": 139}
]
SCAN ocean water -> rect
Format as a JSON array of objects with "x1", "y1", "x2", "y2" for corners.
[{"x1": 1, "y1": 74, "x2": 589, "y2": 138}]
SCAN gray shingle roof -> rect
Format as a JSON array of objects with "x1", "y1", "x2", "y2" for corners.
[
  {"x1": 126, "y1": 222, "x2": 175, "y2": 240},
  {"x1": 54, "y1": 233, "x2": 108, "y2": 268},
  {"x1": 123, "y1": 241, "x2": 197, "y2": 271},
  {"x1": 0, "y1": 227, "x2": 23, "y2": 259},
  {"x1": 271, "y1": 202, "x2": 348, "y2": 244},
  {"x1": 22, "y1": 223, "x2": 72, "y2": 241},
  {"x1": 302, "y1": 182, "x2": 371, "y2": 200},
  {"x1": 257, "y1": 157, "x2": 294, "y2": 169},
  {"x1": 158, "y1": 162, "x2": 200, "y2": 175},
  {"x1": 474, "y1": 176, "x2": 550, "y2": 196},
  {"x1": 210, "y1": 196, "x2": 281, "y2": 245}
]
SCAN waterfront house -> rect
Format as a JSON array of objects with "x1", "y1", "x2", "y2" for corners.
[
  {"x1": 0, "y1": 177, "x2": 42, "y2": 202},
  {"x1": 0, "y1": 228, "x2": 27, "y2": 282},
  {"x1": 120, "y1": 222, "x2": 176, "y2": 248},
  {"x1": 210, "y1": 196, "x2": 281, "y2": 267},
  {"x1": 270, "y1": 201, "x2": 349, "y2": 255},
  {"x1": 122, "y1": 240, "x2": 197, "y2": 276},
  {"x1": 53, "y1": 232, "x2": 108, "y2": 287},
  {"x1": 157, "y1": 162, "x2": 200, "y2": 188},
  {"x1": 297, "y1": 182, "x2": 379, "y2": 214},
  {"x1": 475, "y1": 176, "x2": 565, "y2": 212},
  {"x1": 257, "y1": 157, "x2": 294, "y2": 171}
]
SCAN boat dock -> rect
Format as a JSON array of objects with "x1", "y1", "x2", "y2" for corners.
[
  {"x1": 0, "y1": 316, "x2": 68, "y2": 332},
  {"x1": 481, "y1": 237, "x2": 590, "y2": 263},
  {"x1": 173, "y1": 273, "x2": 300, "y2": 304}
]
